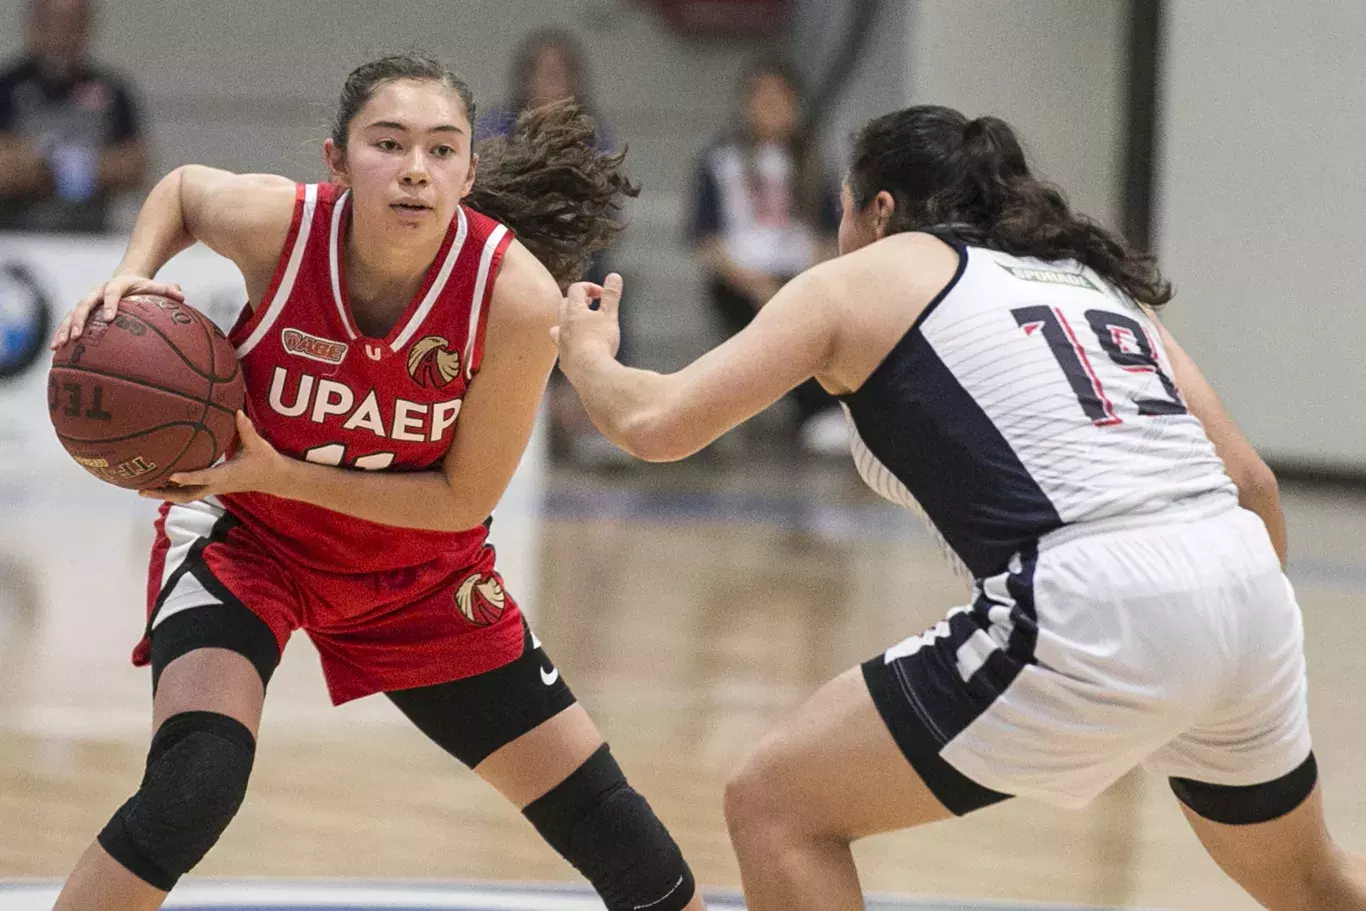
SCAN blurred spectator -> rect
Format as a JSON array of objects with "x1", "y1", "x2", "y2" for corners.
[
  {"x1": 478, "y1": 28, "x2": 612, "y2": 152},
  {"x1": 481, "y1": 29, "x2": 627, "y2": 468},
  {"x1": 688, "y1": 56, "x2": 844, "y2": 456},
  {"x1": 0, "y1": 0, "x2": 148, "y2": 233}
]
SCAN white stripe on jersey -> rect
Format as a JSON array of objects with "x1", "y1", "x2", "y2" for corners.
[
  {"x1": 235, "y1": 184, "x2": 319, "y2": 357},
  {"x1": 389, "y1": 206, "x2": 469, "y2": 353},
  {"x1": 464, "y1": 224, "x2": 510, "y2": 380},
  {"x1": 327, "y1": 190, "x2": 354, "y2": 339}
]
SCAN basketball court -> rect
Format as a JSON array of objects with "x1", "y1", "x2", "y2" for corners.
[
  {"x1": 3, "y1": 445, "x2": 1365, "y2": 911},
  {"x1": 0, "y1": 879, "x2": 1144, "y2": 911}
]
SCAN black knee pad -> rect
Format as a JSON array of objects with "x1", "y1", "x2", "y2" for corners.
[
  {"x1": 98, "y1": 711, "x2": 256, "y2": 890},
  {"x1": 1170, "y1": 751, "x2": 1318, "y2": 825},
  {"x1": 523, "y1": 744, "x2": 695, "y2": 911}
]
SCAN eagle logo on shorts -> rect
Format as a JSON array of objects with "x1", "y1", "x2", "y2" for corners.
[
  {"x1": 406, "y1": 336, "x2": 462, "y2": 388},
  {"x1": 455, "y1": 573, "x2": 506, "y2": 626}
]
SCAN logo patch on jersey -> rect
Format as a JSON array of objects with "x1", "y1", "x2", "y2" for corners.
[
  {"x1": 455, "y1": 573, "x2": 506, "y2": 627},
  {"x1": 998, "y1": 263, "x2": 1102, "y2": 292},
  {"x1": 406, "y1": 336, "x2": 462, "y2": 388},
  {"x1": 282, "y1": 328, "x2": 348, "y2": 365}
]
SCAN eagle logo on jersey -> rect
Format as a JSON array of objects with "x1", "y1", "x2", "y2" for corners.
[
  {"x1": 455, "y1": 573, "x2": 506, "y2": 626},
  {"x1": 282, "y1": 328, "x2": 348, "y2": 365},
  {"x1": 406, "y1": 336, "x2": 462, "y2": 388}
]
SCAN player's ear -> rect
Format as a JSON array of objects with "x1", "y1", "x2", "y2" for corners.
[
  {"x1": 873, "y1": 190, "x2": 896, "y2": 239},
  {"x1": 323, "y1": 138, "x2": 349, "y2": 186}
]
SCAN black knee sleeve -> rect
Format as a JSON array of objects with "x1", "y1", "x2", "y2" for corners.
[
  {"x1": 98, "y1": 711, "x2": 256, "y2": 890},
  {"x1": 523, "y1": 744, "x2": 695, "y2": 911},
  {"x1": 1170, "y1": 751, "x2": 1318, "y2": 825}
]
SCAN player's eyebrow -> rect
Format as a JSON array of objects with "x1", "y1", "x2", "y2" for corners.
[{"x1": 365, "y1": 120, "x2": 465, "y2": 136}]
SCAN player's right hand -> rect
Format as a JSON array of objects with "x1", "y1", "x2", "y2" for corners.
[{"x1": 50, "y1": 275, "x2": 185, "y2": 350}]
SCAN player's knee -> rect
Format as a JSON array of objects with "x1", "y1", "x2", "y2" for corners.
[
  {"x1": 97, "y1": 711, "x2": 256, "y2": 891},
  {"x1": 724, "y1": 738, "x2": 797, "y2": 841},
  {"x1": 723, "y1": 755, "x2": 768, "y2": 836},
  {"x1": 523, "y1": 744, "x2": 695, "y2": 911}
]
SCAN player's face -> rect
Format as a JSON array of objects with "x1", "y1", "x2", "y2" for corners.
[{"x1": 328, "y1": 79, "x2": 477, "y2": 235}]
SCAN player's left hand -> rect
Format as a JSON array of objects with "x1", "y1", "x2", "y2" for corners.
[
  {"x1": 552, "y1": 272, "x2": 622, "y2": 374},
  {"x1": 139, "y1": 411, "x2": 285, "y2": 503}
]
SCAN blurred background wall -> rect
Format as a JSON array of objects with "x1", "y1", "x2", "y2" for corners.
[
  {"x1": 1155, "y1": 0, "x2": 1366, "y2": 472},
  {"x1": 0, "y1": 0, "x2": 1358, "y2": 473}
]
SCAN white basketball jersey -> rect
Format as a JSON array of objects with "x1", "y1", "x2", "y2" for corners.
[{"x1": 841, "y1": 234, "x2": 1237, "y2": 578}]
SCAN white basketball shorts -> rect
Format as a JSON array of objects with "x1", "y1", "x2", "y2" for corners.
[{"x1": 862, "y1": 496, "x2": 1312, "y2": 816}]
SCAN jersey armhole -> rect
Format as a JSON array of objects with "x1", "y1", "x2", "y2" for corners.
[
  {"x1": 467, "y1": 227, "x2": 515, "y2": 378},
  {"x1": 231, "y1": 183, "x2": 318, "y2": 356}
]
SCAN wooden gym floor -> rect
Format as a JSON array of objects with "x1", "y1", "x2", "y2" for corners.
[{"x1": 1, "y1": 449, "x2": 1363, "y2": 911}]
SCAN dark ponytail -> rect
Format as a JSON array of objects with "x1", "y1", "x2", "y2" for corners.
[
  {"x1": 470, "y1": 100, "x2": 638, "y2": 288},
  {"x1": 849, "y1": 106, "x2": 1172, "y2": 307},
  {"x1": 334, "y1": 55, "x2": 638, "y2": 289}
]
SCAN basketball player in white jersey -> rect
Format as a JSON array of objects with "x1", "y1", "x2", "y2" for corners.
[{"x1": 555, "y1": 105, "x2": 1366, "y2": 910}]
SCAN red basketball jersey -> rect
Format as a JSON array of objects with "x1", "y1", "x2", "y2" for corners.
[{"x1": 223, "y1": 182, "x2": 514, "y2": 573}]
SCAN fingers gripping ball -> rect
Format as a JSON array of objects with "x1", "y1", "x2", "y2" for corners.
[{"x1": 48, "y1": 294, "x2": 245, "y2": 490}]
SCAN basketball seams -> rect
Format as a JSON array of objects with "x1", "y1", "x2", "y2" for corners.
[
  {"x1": 191, "y1": 307, "x2": 242, "y2": 385},
  {"x1": 125, "y1": 310, "x2": 237, "y2": 384},
  {"x1": 51, "y1": 365, "x2": 238, "y2": 416},
  {"x1": 57, "y1": 421, "x2": 197, "y2": 489},
  {"x1": 135, "y1": 427, "x2": 205, "y2": 490},
  {"x1": 58, "y1": 422, "x2": 218, "y2": 490},
  {"x1": 56, "y1": 420, "x2": 203, "y2": 446},
  {"x1": 192, "y1": 309, "x2": 221, "y2": 473}
]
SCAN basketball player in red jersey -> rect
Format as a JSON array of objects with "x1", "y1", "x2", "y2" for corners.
[{"x1": 48, "y1": 55, "x2": 703, "y2": 911}]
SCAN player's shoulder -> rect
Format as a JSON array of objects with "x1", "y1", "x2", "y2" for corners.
[
  {"x1": 181, "y1": 170, "x2": 300, "y2": 277},
  {"x1": 796, "y1": 232, "x2": 964, "y2": 328},
  {"x1": 485, "y1": 240, "x2": 559, "y2": 336},
  {"x1": 808, "y1": 232, "x2": 948, "y2": 288},
  {"x1": 204, "y1": 173, "x2": 299, "y2": 235},
  {"x1": 230, "y1": 173, "x2": 299, "y2": 201},
  {"x1": 492, "y1": 241, "x2": 559, "y2": 306}
]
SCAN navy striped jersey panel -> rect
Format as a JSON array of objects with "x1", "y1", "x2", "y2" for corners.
[{"x1": 841, "y1": 328, "x2": 1064, "y2": 577}]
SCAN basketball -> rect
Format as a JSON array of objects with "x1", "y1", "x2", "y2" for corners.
[{"x1": 47, "y1": 294, "x2": 245, "y2": 490}]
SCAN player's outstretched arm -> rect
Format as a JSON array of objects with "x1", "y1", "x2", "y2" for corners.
[
  {"x1": 1154, "y1": 319, "x2": 1288, "y2": 566},
  {"x1": 50, "y1": 166, "x2": 295, "y2": 348},
  {"x1": 554, "y1": 262, "x2": 842, "y2": 462},
  {"x1": 151, "y1": 242, "x2": 561, "y2": 533}
]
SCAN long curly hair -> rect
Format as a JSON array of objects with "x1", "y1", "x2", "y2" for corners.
[{"x1": 848, "y1": 105, "x2": 1171, "y2": 307}]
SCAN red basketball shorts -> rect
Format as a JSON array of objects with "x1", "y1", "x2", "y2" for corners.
[{"x1": 134, "y1": 499, "x2": 526, "y2": 704}]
